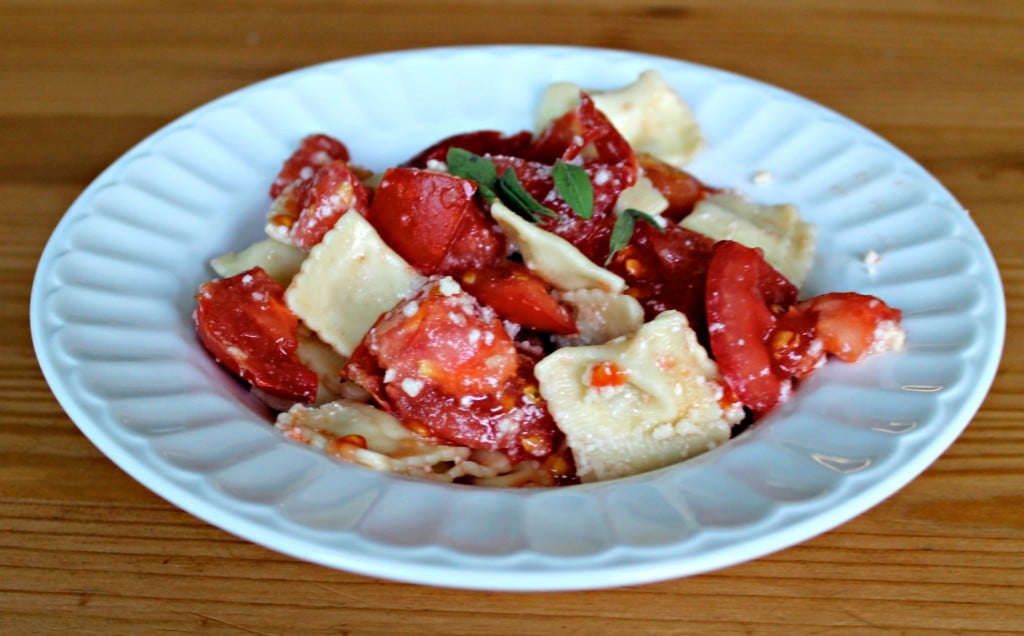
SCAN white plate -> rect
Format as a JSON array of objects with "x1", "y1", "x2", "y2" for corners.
[{"x1": 31, "y1": 46, "x2": 1004, "y2": 591}]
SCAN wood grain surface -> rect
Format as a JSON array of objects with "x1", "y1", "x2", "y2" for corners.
[{"x1": 2, "y1": 1, "x2": 1022, "y2": 634}]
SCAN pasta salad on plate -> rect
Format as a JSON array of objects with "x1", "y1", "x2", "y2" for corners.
[{"x1": 194, "y1": 71, "x2": 905, "y2": 487}]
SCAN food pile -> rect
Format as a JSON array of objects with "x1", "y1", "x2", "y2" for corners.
[{"x1": 194, "y1": 71, "x2": 905, "y2": 486}]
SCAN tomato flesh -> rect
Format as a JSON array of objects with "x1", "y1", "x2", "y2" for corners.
[
  {"x1": 194, "y1": 267, "x2": 318, "y2": 403},
  {"x1": 383, "y1": 357, "x2": 557, "y2": 461},
  {"x1": 770, "y1": 306, "x2": 825, "y2": 380},
  {"x1": 345, "y1": 278, "x2": 557, "y2": 459},
  {"x1": 705, "y1": 241, "x2": 798, "y2": 415},
  {"x1": 528, "y1": 93, "x2": 636, "y2": 168},
  {"x1": 459, "y1": 261, "x2": 577, "y2": 334},
  {"x1": 609, "y1": 222, "x2": 716, "y2": 330},
  {"x1": 288, "y1": 159, "x2": 371, "y2": 249},
  {"x1": 270, "y1": 134, "x2": 350, "y2": 198},
  {"x1": 362, "y1": 278, "x2": 519, "y2": 397},
  {"x1": 368, "y1": 167, "x2": 505, "y2": 275},
  {"x1": 797, "y1": 292, "x2": 903, "y2": 363}
]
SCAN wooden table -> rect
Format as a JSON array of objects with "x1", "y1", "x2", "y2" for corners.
[{"x1": 4, "y1": 1, "x2": 1022, "y2": 633}]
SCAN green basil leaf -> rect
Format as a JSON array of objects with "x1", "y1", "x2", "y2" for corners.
[
  {"x1": 605, "y1": 208, "x2": 665, "y2": 265},
  {"x1": 446, "y1": 147, "x2": 498, "y2": 202},
  {"x1": 496, "y1": 169, "x2": 558, "y2": 221},
  {"x1": 625, "y1": 208, "x2": 666, "y2": 233},
  {"x1": 552, "y1": 160, "x2": 593, "y2": 219},
  {"x1": 606, "y1": 213, "x2": 637, "y2": 265}
]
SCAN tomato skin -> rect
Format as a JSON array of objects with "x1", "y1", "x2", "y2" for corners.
[
  {"x1": 528, "y1": 93, "x2": 636, "y2": 168},
  {"x1": 637, "y1": 153, "x2": 717, "y2": 222},
  {"x1": 404, "y1": 130, "x2": 533, "y2": 168},
  {"x1": 368, "y1": 167, "x2": 505, "y2": 275},
  {"x1": 361, "y1": 278, "x2": 520, "y2": 397},
  {"x1": 608, "y1": 222, "x2": 717, "y2": 330},
  {"x1": 435, "y1": 207, "x2": 507, "y2": 276},
  {"x1": 288, "y1": 159, "x2": 371, "y2": 249},
  {"x1": 344, "y1": 278, "x2": 558, "y2": 460},
  {"x1": 771, "y1": 306, "x2": 826, "y2": 379},
  {"x1": 459, "y1": 261, "x2": 577, "y2": 334},
  {"x1": 705, "y1": 241, "x2": 798, "y2": 415},
  {"x1": 796, "y1": 292, "x2": 903, "y2": 363},
  {"x1": 383, "y1": 357, "x2": 557, "y2": 462},
  {"x1": 270, "y1": 134, "x2": 350, "y2": 198},
  {"x1": 194, "y1": 267, "x2": 318, "y2": 404}
]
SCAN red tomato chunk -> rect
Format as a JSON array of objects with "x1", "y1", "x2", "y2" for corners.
[
  {"x1": 459, "y1": 261, "x2": 577, "y2": 335},
  {"x1": 706, "y1": 242, "x2": 905, "y2": 416},
  {"x1": 706, "y1": 241, "x2": 799, "y2": 415},
  {"x1": 368, "y1": 167, "x2": 505, "y2": 275},
  {"x1": 796, "y1": 292, "x2": 903, "y2": 363},
  {"x1": 270, "y1": 133, "x2": 350, "y2": 198},
  {"x1": 345, "y1": 278, "x2": 558, "y2": 461},
  {"x1": 194, "y1": 267, "x2": 318, "y2": 404},
  {"x1": 288, "y1": 159, "x2": 371, "y2": 249}
]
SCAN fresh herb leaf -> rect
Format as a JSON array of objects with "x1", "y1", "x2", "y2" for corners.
[
  {"x1": 552, "y1": 160, "x2": 593, "y2": 219},
  {"x1": 444, "y1": 147, "x2": 558, "y2": 222},
  {"x1": 446, "y1": 147, "x2": 498, "y2": 202},
  {"x1": 626, "y1": 208, "x2": 665, "y2": 232},
  {"x1": 606, "y1": 208, "x2": 665, "y2": 265},
  {"x1": 496, "y1": 169, "x2": 558, "y2": 222}
]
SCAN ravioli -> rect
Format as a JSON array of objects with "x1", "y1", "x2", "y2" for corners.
[
  {"x1": 534, "y1": 311, "x2": 743, "y2": 482},
  {"x1": 680, "y1": 193, "x2": 817, "y2": 287},
  {"x1": 490, "y1": 202, "x2": 625, "y2": 293},
  {"x1": 210, "y1": 238, "x2": 307, "y2": 286},
  {"x1": 285, "y1": 210, "x2": 421, "y2": 357},
  {"x1": 535, "y1": 70, "x2": 704, "y2": 167}
]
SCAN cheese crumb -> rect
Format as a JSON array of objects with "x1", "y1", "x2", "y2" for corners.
[
  {"x1": 401, "y1": 377, "x2": 425, "y2": 397},
  {"x1": 438, "y1": 276, "x2": 461, "y2": 297},
  {"x1": 862, "y1": 249, "x2": 882, "y2": 272}
]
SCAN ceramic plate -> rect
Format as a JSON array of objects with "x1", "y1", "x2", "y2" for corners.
[{"x1": 31, "y1": 46, "x2": 1004, "y2": 591}]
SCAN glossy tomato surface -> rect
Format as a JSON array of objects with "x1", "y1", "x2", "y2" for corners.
[{"x1": 194, "y1": 267, "x2": 318, "y2": 403}]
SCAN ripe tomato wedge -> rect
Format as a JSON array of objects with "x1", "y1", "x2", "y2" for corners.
[
  {"x1": 287, "y1": 159, "x2": 371, "y2": 249},
  {"x1": 194, "y1": 267, "x2": 318, "y2": 404},
  {"x1": 344, "y1": 278, "x2": 558, "y2": 460},
  {"x1": 403, "y1": 130, "x2": 533, "y2": 168},
  {"x1": 459, "y1": 261, "x2": 577, "y2": 334},
  {"x1": 608, "y1": 222, "x2": 716, "y2": 329},
  {"x1": 270, "y1": 133, "x2": 350, "y2": 198},
  {"x1": 368, "y1": 167, "x2": 505, "y2": 275},
  {"x1": 360, "y1": 278, "x2": 520, "y2": 397},
  {"x1": 705, "y1": 241, "x2": 798, "y2": 415},
  {"x1": 383, "y1": 359, "x2": 558, "y2": 462},
  {"x1": 637, "y1": 153, "x2": 718, "y2": 222},
  {"x1": 796, "y1": 292, "x2": 903, "y2": 363},
  {"x1": 528, "y1": 93, "x2": 636, "y2": 168}
]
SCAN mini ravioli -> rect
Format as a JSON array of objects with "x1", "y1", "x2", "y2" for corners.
[
  {"x1": 285, "y1": 210, "x2": 421, "y2": 357},
  {"x1": 277, "y1": 400, "x2": 550, "y2": 484},
  {"x1": 535, "y1": 70, "x2": 704, "y2": 167},
  {"x1": 534, "y1": 311, "x2": 743, "y2": 482},
  {"x1": 680, "y1": 193, "x2": 817, "y2": 287},
  {"x1": 277, "y1": 400, "x2": 470, "y2": 480},
  {"x1": 210, "y1": 238, "x2": 307, "y2": 286},
  {"x1": 553, "y1": 288, "x2": 645, "y2": 347},
  {"x1": 490, "y1": 202, "x2": 625, "y2": 293},
  {"x1": 613, "y1": 175, "x2": 670, "y2": 217}
]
